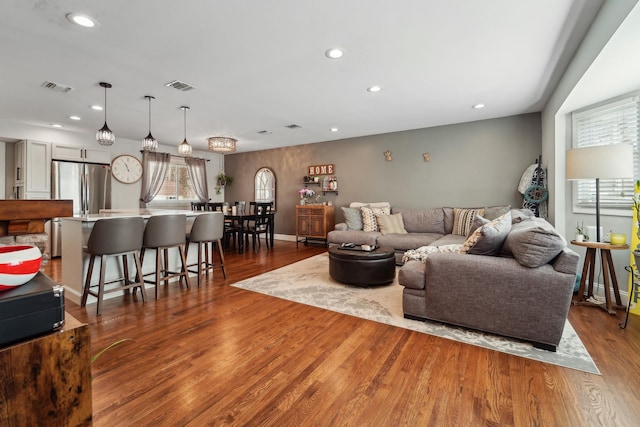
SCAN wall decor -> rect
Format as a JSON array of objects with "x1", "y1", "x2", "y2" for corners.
[
  {"x1": 307, "y1": 164, "x2": 334, "y2": 175},
  {"x1": 423, "y1": 152, "x2": 430, "y2": 162},
  {"x1": 384, "y1": 150, "x2": 392, "y2": 161}
]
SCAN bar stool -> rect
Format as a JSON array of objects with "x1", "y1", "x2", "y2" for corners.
[
  {"x1": 140, "y1": 214, "x2": 191, "y2": 299},
  {"x1": 186, "y1": 212, "x2": 227, "y2": 287},
  {"x1": 81, "y1": 217, "x2": 147, "y2": 316}
]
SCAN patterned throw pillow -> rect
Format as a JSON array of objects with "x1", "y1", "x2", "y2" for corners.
[
  {"x1": 361, "y1": 206, "x2": 391, "y2": 232},
  {"x1": 376, "y1": 213, "x2": 408, "y2": 235},
  {"x1": 341, "y1": 207, "x2": 363, "y2": 230},
  {"x1": 452, "y1": 208, "x2": 485, "y2": 237},
  {"x1": 460, "y1": 212, "x2": 512, "y2": 255}
]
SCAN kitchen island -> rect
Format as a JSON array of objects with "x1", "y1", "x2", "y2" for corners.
[{"x1": 60, "y1": 209, "x2": 208, "y2": 305}]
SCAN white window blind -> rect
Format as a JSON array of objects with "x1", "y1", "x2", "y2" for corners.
[{"x1": 572, "y1": 94, "x2": 640, "y2": 212}]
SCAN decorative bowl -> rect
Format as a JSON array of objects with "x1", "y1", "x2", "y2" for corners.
[{"x1": 0, "y1": 245, "x2": 43, "y2": 291}]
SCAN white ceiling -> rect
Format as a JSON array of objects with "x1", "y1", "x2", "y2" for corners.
[{"x1": 0, "y1": 0, "x2": 604, "y2": 153}]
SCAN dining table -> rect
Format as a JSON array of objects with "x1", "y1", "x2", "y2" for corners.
[{"x1": 224, "y1": 211, "x2": 275, "y2": 254}]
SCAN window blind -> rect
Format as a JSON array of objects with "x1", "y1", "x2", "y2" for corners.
[{"x1": 572, "y1": 94, "x2": 640, "y2": 211}]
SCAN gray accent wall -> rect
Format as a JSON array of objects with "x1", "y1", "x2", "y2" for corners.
[{"x1": 224, "y1": 113, "x2": 541, "y2": 236}]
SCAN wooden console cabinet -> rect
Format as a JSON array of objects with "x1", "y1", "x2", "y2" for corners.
[
  {"x1": 296, "y1": 204, "x2": 334, "y2": 245},
  {"x1": 0, "y1": 313, "x2": 92, "y2": 426}
]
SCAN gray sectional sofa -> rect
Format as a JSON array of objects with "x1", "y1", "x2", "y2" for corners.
[{"x1": 327, "y1": 203, "x2": 580, "y2": 351}]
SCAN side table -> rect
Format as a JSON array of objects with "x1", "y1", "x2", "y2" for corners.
[{"x1": 571, "y1": 240, "x2": 628, "y2": 315}]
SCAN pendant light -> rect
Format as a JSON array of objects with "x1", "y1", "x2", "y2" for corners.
[
  {"x1": 142, "y1": 95, "x2": 158, "y2": 151},
  {"x1": 96, "y1": 82, "x2": 115, "y2": 146},
  {"x1": 178, "y1": 106, "x2": 192, "y2": 156},
  {"x1": 208, "y1": 136, "x2": 237, "y2": 153}
]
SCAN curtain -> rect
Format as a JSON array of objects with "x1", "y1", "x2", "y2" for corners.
[
  {"x1": 186, "y1": 157, "x2": 209, "y2": 203},
  {"x1": 139, "y1": 151, "x2": 171, "y2": 207}
]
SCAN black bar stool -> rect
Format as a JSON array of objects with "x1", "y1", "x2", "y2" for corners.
[
  {"x1": 140, "y1": 214, "x2": 191, "y2": 299},
  {"x1": 186, "y1": 212, "x2": 227, "y2": 287},
  {"x1": 81, "y1": 217, "x2": 146, "y2": 316}
]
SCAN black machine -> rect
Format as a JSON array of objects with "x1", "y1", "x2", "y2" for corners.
[{"x1": 0, "y1": 272, "x2": 65, "y2": 347}]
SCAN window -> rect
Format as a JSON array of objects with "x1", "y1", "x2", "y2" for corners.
[
  {"x1": 153, "y1": 157, "x2": 196, "y2": 201},
  {"x1": 255, "y1": 167, "x2": 276, "y2": 209},
  {"x1": 571, "y1": 94, "x2": 640, "y2": 215}
]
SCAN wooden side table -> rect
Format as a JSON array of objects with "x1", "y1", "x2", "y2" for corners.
[{"x1": 571, "y1": 240, "x2": 628, "y2": 315}]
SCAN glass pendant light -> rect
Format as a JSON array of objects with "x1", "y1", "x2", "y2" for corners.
[
  {"x1": 178, "y1": 106, "x2": 192, "y2": 156},
  {"x1": 96, "y1": 82, "x2": 115, "y2": 146},
  {"x1": 208, "y1": 136, "x2": 237, "y2": 153},
  {"x1": 142, "y1": 95, "x2": 158, "y2": 151}
]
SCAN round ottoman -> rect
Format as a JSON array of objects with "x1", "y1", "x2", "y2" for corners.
[{"x1": 328, "y1": 245, "x2": 396, "y2": 286}]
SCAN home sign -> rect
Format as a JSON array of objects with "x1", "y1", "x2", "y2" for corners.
[{"x1": 307, "y1": 164, "x2": 335, "y2": 175}]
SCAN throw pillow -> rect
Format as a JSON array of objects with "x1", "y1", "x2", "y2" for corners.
[
  {"x1": 361, "y1": 206, "x2": 391, "y2": 232},
  {"x1": 341, "y1": 207, "x2": 363, "y2": 230},
  {"x1": 460, "y1": 212, "x2": 512, "y2": 256},
  {"x1": 452, "y1": 208, "x2": 485, "y2": 237},
  {"x1": 402, "y1": 244, "x2": 462, "y2": 264},
  {"x1": 502, "y1": 218, "x2": 567, "y2": 268},
  {"x1": 376, "y1": 213, "x2": 408, "y2": 235}
]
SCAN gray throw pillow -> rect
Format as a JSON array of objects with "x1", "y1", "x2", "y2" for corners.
[
  {"x1": 502, "y1": 218, "x2": 566, "y2": 267},
  {"x1": 461, "y1": 212, "x2": 512, "y2": 256},
  {"x1": 341, "y1": 207, "x2": 363, "y2": 230}
]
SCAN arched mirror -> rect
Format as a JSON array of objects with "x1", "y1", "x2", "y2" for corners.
[{"x1": 255, "y1": 167, "x2": 276, "y2": 209}]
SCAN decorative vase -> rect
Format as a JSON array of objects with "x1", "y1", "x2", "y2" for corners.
[
  {"x1": 575, "y1": 234, "x2": 584, "y2": 242},
  {"x1": 300, "y1": 198, "x2": 306, "y2": 205}
]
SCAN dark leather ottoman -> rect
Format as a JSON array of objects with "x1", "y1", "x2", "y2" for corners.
[{"x1": 328, "y1": 245, "x2": 396, "y2": 286}]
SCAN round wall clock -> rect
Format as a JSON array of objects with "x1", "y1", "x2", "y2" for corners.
[{"x1": 111, "y1": 154, "x2": 143, "y2": 184}]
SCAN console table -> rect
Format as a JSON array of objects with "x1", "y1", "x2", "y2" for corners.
[{"x1": 571, "y1": 240, "x2": 628, "y2": 315}]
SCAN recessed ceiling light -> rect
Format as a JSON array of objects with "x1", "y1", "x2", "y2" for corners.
[
  {"x1": 367, "y1": 85, "x2": 382, "y2": 93},
  {"x1": 51, "y1": 124, "x2": 63, "y2": 128},
  {"x1": 66, "y1": 13, "x2": 99, "y2": 28},
  {"x1": 69, "y1": 115, "x2": 81, "y2": 120},
  {"x1": 472, "y1": 103, "x2": 486, "y2": 109},
  {"x1": 91, "y1": 105, "x2": 103, "y2": 111},
  {"x1": 330, "y1": 127, "x2": 339, "y2": 132},
  {"x1": 325, "y1": 48, "x2": 345, "y2": 59}
]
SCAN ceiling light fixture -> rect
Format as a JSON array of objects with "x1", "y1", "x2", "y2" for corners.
[
  {"x1": 91, "y1": 105, "x2": 103, "y2": 111},
  {"x1": 367, "y1": 85, "x2": 382, "y2": 93},
  {"x1": 325, "y1": 47, "x2": 345, "y2": 59},
  {"x1": 142, "y1": 95, "x2": 158, "y2": 151},
  {"x1": 96, "y1": 82, "x2": 115, "y2": 146},
  {"x1": 178, "y1": 106, "x2": 192, "y2": 156},
  {"x1": 208, "y1": 137, "x2": 237, "y2": 153},
  {"x1": 66, "y1": 13, "x2": 99, "y2": 28},
  {"x1": 51, "y1": 124, "x2": 63, "y2": 128},
  {"x1": 69, "y1": 115, "x2": 81, "y2": 120},
  {"x1": 330, "y1": 127, "x2": 339, "y2": 132},
  {"x1": 472, "y1": 103, "x2": 486, "y2": 109}
]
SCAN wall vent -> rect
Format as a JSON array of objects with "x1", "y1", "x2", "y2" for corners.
[
  {"x1": 285, "y1": 124, "x2": 302, "y2": 129},
  {"x1": 41, "y1": 81, "x2": 73, "y2": 93},
  {"x1": 165, "y1": 80, "x2": 196, "y2": 91},
  {"x1": 257, "y1": 130, "x2": 272, "y2": 134}
]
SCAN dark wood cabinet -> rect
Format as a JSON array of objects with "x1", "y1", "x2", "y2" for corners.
[{"x1": 296, "y1": 205, "x2": 334, "y2": 245}]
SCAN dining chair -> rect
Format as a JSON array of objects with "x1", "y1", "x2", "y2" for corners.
[
  {"x1": 140, "y1": 214, "x2": 191, "y2": 299},
  {"x1": 185, "y1": 212, "x2": 226, "y2": 286},
  {"x1": 244, "y1": 203, "x2": 271, "y2": 252},
  {"x1": 81, "y1": 217, "x2": 146, "y2": 315}
]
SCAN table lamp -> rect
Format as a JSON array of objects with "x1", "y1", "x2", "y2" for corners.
[{"x1": 566, "y1": 144, "x2": 634, "y2": 242}]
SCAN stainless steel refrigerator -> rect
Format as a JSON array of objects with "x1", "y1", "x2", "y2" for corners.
[{"x1": 50, "y1": 160, "x2": 111, "y2": 257}]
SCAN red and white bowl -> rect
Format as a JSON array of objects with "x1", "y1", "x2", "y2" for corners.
[{"x1": 0, "y1": 245, "x2": 43, "y2": 291}]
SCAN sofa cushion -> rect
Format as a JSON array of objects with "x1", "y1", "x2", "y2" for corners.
[
  {"x1": 376, "y1": 213, "x2": 407, "y2": 235},
  {"x1": 502, "y1": 218, "x2": 567, "y2": 268},
  {"x1": 393, "y1": 208, "x2": 445, "y2": 234},
  {"x1": 460, "y1": 212, "x2": 512, "y2": 256},
  {"x1": 377, "y1": 232, "x2": 443, "y2": 251},
  {"x1": 361, "y1": 206, "x2": 390, "y2": 232},
  {"x1": 350, "y1": 202, "x2": 390, "y2": 209},
  {"x1": 341, "y1": 207, "x2": 363, "y2": 230},
  {"x1": 452, "y1": 208, "x2": 485, "y2": 236}
]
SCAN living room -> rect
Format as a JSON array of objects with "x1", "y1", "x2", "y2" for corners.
[{"x1": 2, "y1": 1, "x2": 640, "y2": 425}]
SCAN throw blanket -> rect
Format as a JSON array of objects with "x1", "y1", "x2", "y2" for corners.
[{"x1": 402, "y1": 244, "x2": 462, "y2": 264}]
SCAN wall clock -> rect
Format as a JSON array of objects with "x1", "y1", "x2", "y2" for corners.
[{"x1": 111, "y1": 154, "x2": 143, "y2": 184}]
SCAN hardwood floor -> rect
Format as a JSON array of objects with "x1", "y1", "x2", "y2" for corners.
[{"x1": 43, "y1": 241, "x2": 640, "y2": 426}]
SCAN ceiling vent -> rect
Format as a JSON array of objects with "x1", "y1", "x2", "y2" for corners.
[
  {"x1": 165, "y1": 80, "x2": 196, "y2": 91},
  {"x1": 257, "y1": 130, "x2": 272, "y2": 135},
  {"x1": 41, "y1": 81, "x2": 73, "y2": 93},
  {"x1": 285, "y1": 124, "x2": 302, "y2": 129}
]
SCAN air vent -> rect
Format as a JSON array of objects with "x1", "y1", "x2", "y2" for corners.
[
  {"x1": 41, "y1": 81, "x2": 73, "y2": 93},
  {"x1": 165, "y1": 80, "x2": 196, "y2": 91},
  {"x1": 285, "y1": 124, "x2": 302, "y2": 129},
  {"x1": 257, "y1": 130, "x2": 272, "y2": 135}
]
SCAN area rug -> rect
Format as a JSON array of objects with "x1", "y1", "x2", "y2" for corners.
[{"x1": 232, "y1": 253, "x2": 599, "y2": 374}]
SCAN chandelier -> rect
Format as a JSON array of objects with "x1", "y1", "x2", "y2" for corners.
[
  {"x1": 208, "y1": 136, "x2": 237, "y2": 153},
  {"x1": 142, "y1": 95, "x2": 157, "y2": 151},
  {"x1": 96, "y1": 82, "x2": 115, "y2": 146},
  {"x1": 178, "y1": 106, "x2": 192, "y2": 156}
]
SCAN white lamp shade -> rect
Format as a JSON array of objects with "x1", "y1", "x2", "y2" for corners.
[{"x1": 566, "y1": 144, "x2": 634, "y2": 180}]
